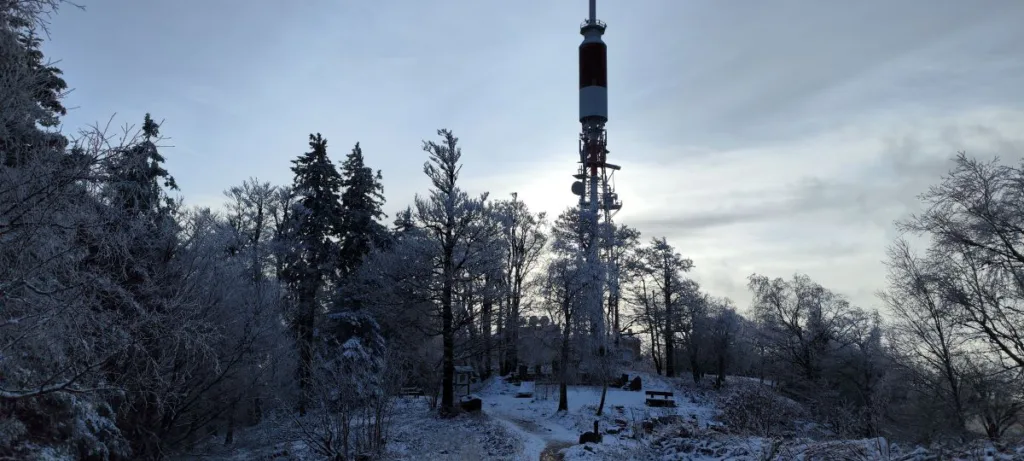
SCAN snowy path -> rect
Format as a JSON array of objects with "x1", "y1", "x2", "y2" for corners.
[
  {"x1": 477, "y1": 374, "x2": 720, "y2": 461},
  {"x1": 488, "y1": 403, "x2": 578, "y2": 461}
]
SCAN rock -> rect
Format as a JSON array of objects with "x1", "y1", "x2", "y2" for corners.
[
  {"x1": 459, "y1": 397, "x2": 482, "y2": 413},
  {"x1": 579, "y1": 420, "x2": 603, "y2": 444},
  {"x1": 656, "y1": 415, "x2": 683, "y2": 425}
]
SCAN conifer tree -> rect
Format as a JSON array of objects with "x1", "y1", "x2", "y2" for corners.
[
  {"x1": 280, "y1": 133, "x2": 346, "y2": 415},
  {"x1": 391, "y1": 206, "x2": 416, "y2": 238},
  {"x1": 105, "y1": 114, "x2": 179, "y2": 217},
  {"x1": 77, "y1": 113, "x2": 184, "y2": 456},
  {"x1": 337, "y1": 142, "x2": 387, "y2": 279},
  {"x1": 0, "y1": 0, "x2": 69, "y2": 166}
]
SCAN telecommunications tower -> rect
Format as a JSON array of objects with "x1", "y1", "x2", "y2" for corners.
[{"x1": 572, "y1": 0, "x2": 622, "y2": 350}]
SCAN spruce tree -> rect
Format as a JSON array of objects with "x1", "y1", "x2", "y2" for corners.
[
  {"x1": 0, "y1": 1, "x2": 69, "y2": 166},
  {"x1": 106, "y1": 114, "x2": 179, "y2": 217},
  {"x1": 391, "y1": 206, "x2": 416, "y2": 238},
  {"x1": 280, "y1": 133, "x2": 345, "y2": 415},
  {"x1": 337, "y1": 142, "x2": 387, "y2": 279},
  {"x1": 76, "y1": 113, "x2": 183, "y2": 456}
]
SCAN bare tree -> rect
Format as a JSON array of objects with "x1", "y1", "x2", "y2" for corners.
[
  {"x1": 605, "y1": 223, "x2": 640, "y2": 346},
  {"x1": 631, "y1": 237, "x2": 694, "y2": 377},
  {"x1": 623, "y1": 265, "x2": 665, "y2": 374},
  {"x1": 962, "y1": 360, "x2": 1024, "y2": 441},
  {"x1": 707, "y1": 298, "x2": 742, "y2": 389},
  {"x1": 879, "y1": 239, "x2": 971, "y2": 433},
  {"x1": 493, "y1": 193, "x2": 547, "y2": 375},
  {"x1": 223, "y1": 177, "x2": 279, "y2": 281},
  {"x1": 897, "y1": 152, "x2": 1024, "y2": 372},
  {"x1": 542, "y1": 256, "x2": 587, "y2": 412},
  {"x1": 748, "y1": 273, "x2": 852, "y2": 384}
]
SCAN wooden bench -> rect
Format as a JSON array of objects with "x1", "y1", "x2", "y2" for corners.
[
  {"x1": 400, "y1": 387, "x2": 424, "y2": 396},
  {"x1": 515, "y1": 381, "x2": 535, "y2": 398},
  {"x1": 645, "y1": 390, "x2": 676, "y2": 407}
]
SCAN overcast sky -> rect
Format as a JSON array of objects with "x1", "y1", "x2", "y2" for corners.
[{"x1": 44, "y1": 0, "x2": 1024, "y2": 312}]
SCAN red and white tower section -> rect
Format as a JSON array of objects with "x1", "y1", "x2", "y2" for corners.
[
  {"x1": 573, "y1": 0, "x2": 621, "y2": 215},
  {"x1": 572, "y1": 0, "x2": 621, "y2": 348}
]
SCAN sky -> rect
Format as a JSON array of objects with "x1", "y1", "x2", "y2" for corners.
[{"x1": 43, "y1": 0, "x2": 1024, "y2": 312}]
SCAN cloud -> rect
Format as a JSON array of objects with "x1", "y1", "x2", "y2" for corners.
[
  {"x1": 44, "y1": 0, "x2": 1024, "y2": 316},
  {"x1": 477, "y1": 107, "x2": 1024, "y2": 310}
]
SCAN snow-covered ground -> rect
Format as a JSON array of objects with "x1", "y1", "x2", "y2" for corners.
[
  {"x1": 184, "y1": 372, "x2": 1024, "y2": 460},
  {"x1": 384, "y1": 398, "x2": 524, "y2": 460},
  {"x1": 472, "y1": 371, "x2": 715, "y2": 461}
]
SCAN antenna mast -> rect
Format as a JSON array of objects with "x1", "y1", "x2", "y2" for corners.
[{"x1": 572, "y1": 0, "x2": 622, "y2": 356}]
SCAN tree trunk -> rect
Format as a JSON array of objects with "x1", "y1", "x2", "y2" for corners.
[
  {"x1": 496, "y1": 299, "x2": 506, "y2": 375},
  {"x1": 482, "y1": 285, "x2": 493, "y2": 379},
  {"x1": 465, "y1": 285, "x2": 478, "y2": 372},
  {"x1": 440, "y1": 248, "x2": 456, "y2": 415},
  {"x1": 612, "y1": 291, "x2": 620, "y2": 346},
  {"x1": 650, "y1": 329, "x2": 662, "y2": 375},
  {"x1": 509, "y1": 290, "x2": 520, "y2": 376},
  {"x1": 941, "y1": 358, "x2": 966, "y2": 433},
  {"x1": 558, "y1": 316, "x2": 571, "y2": 412},
  {"x1": 714, "y1": 352, "x2": 726, "y2": 389},
  {"x1": 689, "y1": 348, "x2": 700, "y2": 384},
  {"x1": 664, "y1": 282, "x2": 675, "y2": 378},
  {"x1": 297, "y1": 286, "x2": 316, "y2": 416},
  {"x1": 224, "y1": 401, "x2": 236, "y2": 445},
  {"x1": 596, "y1": 380, "x2": 608, "y2": 416}
]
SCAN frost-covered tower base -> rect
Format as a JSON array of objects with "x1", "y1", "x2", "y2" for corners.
[{"x1": 572, "y1": 0, "x2": 622, "y2": 359}]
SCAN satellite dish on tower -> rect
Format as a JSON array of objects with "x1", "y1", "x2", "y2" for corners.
[{"x1": 571, "y1": 181, "x2": 584, "y2": 196}]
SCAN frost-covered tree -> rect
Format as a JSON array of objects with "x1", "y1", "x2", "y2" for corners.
[
  {"x1": 349, "y1": 227, "x2": 439, "y2": 395},
  {"x1": 493, "y1": 192, "x2": 547, "y2": 375},
  {"x1": 0, "y1": 22, "x2": 171, "y2": 453},
  {"x1": 677, "y1": 280, "x2": 708, "y2": 383},
  {"x1": 279, "y1": 133, "x2": 346, "y2": 416},
  {"x1": 606, "y1": 223, "x2": 640, "y2": 346},
  {"x1": 337, "y1": 142, "x2": 387, "y2": 279},
  {"x1": 0, "y1": 0, "x2": 68, "y2": 167},
  {"x1": 102, "y1": 114, "x2": 178, "y2": 216},
  {"x1": 412, "y1": 129, "x2": 495, "y2": 415},
  {"x1": 631, "y1": 237, "x2": 694, "y2": 377},
  {"x1": 543, "y1": 257, "x2": 587, "y2": 412},
  {"x1": 390, "y1": 205, "x2": 416, "y2": 241},
  {"x1": 544, "y1": 208, "x2": 590, "y2": 412},
  {"x1": 707, "y1": 298, "x2": 741, "y2": 388},
  {"x1": 291, "y1": 310, "x2": 393, "y2": 460},
  {"x1": 879, "y1": 239, "x2": 971, "y2": 434},
  {"x1": 961, "y1": 360, "x2": 1024, "y2": 441},
  {"x1": 748, "y1": 273, "x2": 850, "y2": 384},
  {"x1": 897, "y1": 153, "x2": 1024, "y2": 372},
  {"x1": 830, "y1": 308, "x2": 889, "y2": 437},
  {"x1": 0, "y1": 124, "x2": 128, "y2": 458},
  {"x1": 224, "y1": 177, "x2": 279, "y2": 280}
]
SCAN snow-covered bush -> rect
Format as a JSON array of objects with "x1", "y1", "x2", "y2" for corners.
[
  {"x1": 717, "y1": 383, "x2": 806, "y2": 438},
  {"x1": 0, "y1": 393, "x2": 129, "y2": 460},
  {"x1": 288, "y1": 311, "x2": 397, "y2": 460}
]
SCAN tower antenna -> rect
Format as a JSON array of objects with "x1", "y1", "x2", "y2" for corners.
[{"x1": 571, "y1": 0, "x2": 622, "y2": 363}]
